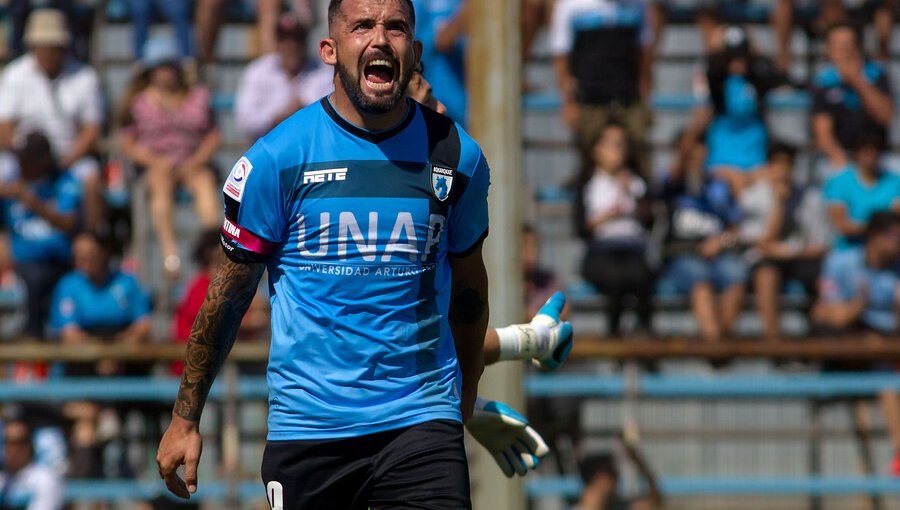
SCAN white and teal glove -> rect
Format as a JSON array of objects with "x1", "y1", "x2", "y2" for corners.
[
  {"x1": 494, "y1": 291, "x2": 574, "y2": 371},
  {"x1": 466, "y1": 397, "x2": 550, "y2": 477}
]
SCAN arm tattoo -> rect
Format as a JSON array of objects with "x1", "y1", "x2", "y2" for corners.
[
  {"x1": 449, "y1": 285, "x2": 487, "y2": 325},
  {"x1": 173, "y1": 259, "x2": 265, "y2": 421}
]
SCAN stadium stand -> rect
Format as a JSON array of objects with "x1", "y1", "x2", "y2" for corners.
[{"x1": 0, "y1": 1, "x2": 899, "y2": 509}]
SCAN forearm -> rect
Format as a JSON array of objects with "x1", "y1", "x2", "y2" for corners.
[
  {"x1": 853, "y1": 79, "x2": 894, "y2": 126},
  {"x1": 813, "y1": 300, "x2": 866, "y2": 328},
  {"x1": 553, "y1": 56, "x2": 575, "y2": 103},
  {"x1": 120, "y1": 134, "x2": 164, "y2": 168},
  {"x1": 183, "y1": 129, "x2": 221, "y2": 168},
  {"x1": 61, "y1": 125, "x2": 100, "y2": 167},
  {"x1": 449, "y1": 253, "x2": 489, "y2": 421},
  {"x1": 20, "y1": 191, "x2": 76, "y2": 232},
  {"x1": 118, "y1": 318, "x2": 152, "y2": 343},
  {"x1": 483, "y1": 327, "x2": 500, "y2": 365},
  {"x1": 174, "y1": 258, "x2": 265, "y2": 421},
  {"x1": 812, "y1": 115, "x2": 846, "y2": 164},
  {"x1": 0, "y1": 121, "x2": 13, "y2": 150}
]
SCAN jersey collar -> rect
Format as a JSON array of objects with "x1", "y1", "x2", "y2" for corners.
[{"x1": 321, "y1": 96, "x2": 417, "y2": 144}]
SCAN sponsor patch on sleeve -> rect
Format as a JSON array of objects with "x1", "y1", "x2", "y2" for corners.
[{"x1": 223, "y1": 157, "x2": 253, "y2": 202}]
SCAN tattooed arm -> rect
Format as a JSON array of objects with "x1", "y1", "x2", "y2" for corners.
[
  {"x1": 157, "y1": 257, "x2": 265, "y2": 498},
  {"x1": 448, "y1": 240, "x2": 489, "y2": 423}
]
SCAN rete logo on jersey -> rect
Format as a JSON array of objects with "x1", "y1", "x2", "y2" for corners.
[{"x1": 303, "y1": 168, "x2": 348, "y2": 184}]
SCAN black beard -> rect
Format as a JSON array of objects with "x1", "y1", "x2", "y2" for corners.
[{"x1": 336, "y1": 59, "x2": 411, "y2": 114}]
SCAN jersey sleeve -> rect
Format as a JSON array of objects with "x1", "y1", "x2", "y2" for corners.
[
  {"x1": 548, "y1": 0, "x2": 574, "y2": 56},
  {"x1": 822, "y1": 173, "x2": 846, "y2": 205},
  {"x1": 448, "y1": 151, "x2": 490, "y2": 256},
  {"x1": 220, "y1": 140, "x2": 286, "y2": 263}
]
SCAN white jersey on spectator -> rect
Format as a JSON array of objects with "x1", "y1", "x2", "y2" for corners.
[
  {"x1": 0, "y1": 54, "x2": 102, "y2": 159},
  {"x1": 0, "y1": 463, "x2": 64, "y2": 510},
  {"x1": 234, "y1": 54, "x2": 334, "y2": 140}
]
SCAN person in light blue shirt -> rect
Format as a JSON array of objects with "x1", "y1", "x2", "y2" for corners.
[
  {"x1": 823, "y1": 133, "x2": 900, "y2": 250},
  {"x1": 49, "y1": 232, "x2": 151, "y2": 344},
  {"x1": 412, "y1": 0, "x2": 467, "y2": 124},
  {"x1": 812, "y1": 212, "x2": 900, "y2": 334},
  {"x1": 0, "y1": 131, "x2": 80, "y2": 339}
]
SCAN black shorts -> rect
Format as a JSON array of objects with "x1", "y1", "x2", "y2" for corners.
[{"x1": 261, "y1": 420, "x2": 471, "y2": 510}]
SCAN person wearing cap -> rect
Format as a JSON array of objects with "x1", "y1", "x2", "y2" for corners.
[
  {"x1": 702, "y1": 25, "x2": 790, "y2": 195},
  {"x1": 234, "y1": 13, "x2": 334, "y2": 141},
  {"x1": 116, "y1": 35, "x2": 221, "y2": 280},
  {"x1": 0, "y1": 9, "x2": 103, "y2": 230},
  {"x1": 812, "y1": 22, "x2": 894, "y2": 171}
]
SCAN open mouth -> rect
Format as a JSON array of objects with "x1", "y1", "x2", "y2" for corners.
[{"x1": 363, "y1": 58, "x2": 396, "y2": 91}]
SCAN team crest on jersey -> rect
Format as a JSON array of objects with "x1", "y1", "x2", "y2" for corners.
[
  {"x1": 431, "y1": 165, "x2": 455, "y2": 202},
  {"x1": 224, "y1": 157, "x2": 253, "y2": 202}
]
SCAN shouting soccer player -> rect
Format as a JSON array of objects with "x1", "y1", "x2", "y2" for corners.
[{"x1": 156, "y1": 0, "x2": 573, "y2": 508}]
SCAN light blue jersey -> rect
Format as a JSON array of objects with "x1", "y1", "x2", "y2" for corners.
[
  {"x1": 819, "y1": 247, "x2": 899, "y2": 334},
  {"x1": 220, "y1": 98, "x2": 490, "y2": 440},
  {"x1": 823, "y1": 168, "x2": 900, "y2": 250}
]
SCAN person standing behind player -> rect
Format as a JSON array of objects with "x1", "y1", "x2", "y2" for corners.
[{"x1": 158, "y1": 1, "x2": 490, "y2": 508}]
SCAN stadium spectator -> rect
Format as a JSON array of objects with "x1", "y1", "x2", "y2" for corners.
[
  {"x1": 7, "y1": 0, "x2": 95, "y2": 61},
  {"x1": 171, "y1": 229, "x2": 269, "y2": 376},
  {"x1": 117, "y1": 35, "x2": 221, "y2": 280},
  {"x1": 0, "y1": 132, "x2": 80, "y2": 340},
  {"x1": 573, "y1": 451, "x2": 659, "y2": 510},
  {"x1": 413, "y1": 0, "x2": 469, "y2": 124},
  {"x1": 49, "y1": 232, "x2": 151, "y2": 350},
  {"x1": 407, "y1": 64, "x2": 447, "y2": 114},
  {"x1": 811, "y1": 211, "x2": 900, "y2": 335},
  {"x1": 196, "y1": 0, "x2": 315, "y2": 66},
  {"x1": 740, "y1": 143, "x2": 829, "y2": 339},
  {"x1": 523, "y1": 224, "x2": 563, "y2": 319},
  {"x1": 577, "y1": 123, "x2": 653, "y2": 337},
  {"x1": 812, "y1": 22, "x2": 893, "y2": 171},
  {"x1": 659, "y1": 131, "x2": 747, "y2": 341},
  {"x1": 0, "y1": 9, "x2": 103, "y2": 230},
  {"x1": 550, "y1": 0, "x2": 657, "y2": 176},
  {"x1": 823, "y1": 133, "x2": 900, "y2": 251},
  {"x1": 0, "y1": 418, "x2": 63, "y2": 510},
  {"x1": 703, "y1": 25, "x2": 790, "y2": 193},
  {"x1": 234, "y1": 13, "x2": 334, "y2": 141},
  {"x1": 773, "y1": 0, "x2": 896, "y2": 69},
  {"x1": 128, "y1": 0, "x2": 194, "y2": 61}
]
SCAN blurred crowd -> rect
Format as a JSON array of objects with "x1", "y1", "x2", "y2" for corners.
[{"x1": 0, "y1": 0, "x2": 897, "y2": 508}]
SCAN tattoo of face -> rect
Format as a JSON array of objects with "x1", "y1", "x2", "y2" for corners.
[
  {"x1": 174, "y1": 259, "x2": 264, "y2": 421},
  {"x1": 449, "y1": 286, "x2": 486, "y2": 325}
]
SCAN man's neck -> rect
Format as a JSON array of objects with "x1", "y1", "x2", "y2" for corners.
[
  {"x1": 865, "y1": 244, "x2": 886, "y2": 269},
  {"x1": 329, "y1": 87, "x2": 408, "y2": 133}
]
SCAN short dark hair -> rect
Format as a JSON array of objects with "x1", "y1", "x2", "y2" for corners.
[
  {"x1": 768, "y1": 141, "x2": 797, "y2": 163},
  {"x1": 850, "y1": 131, "x2": 887, "y2": 153},
  {"x1": 826, "y1": 21, "x2": 863, "y2": 47},
  {"x1": 578, "y1": 452, "x2": 619, "y2": 483},
  {"x1": 866, "y1": 211, "x2": 900, "y2": 239},
  {"x1": 328, "y1": 0, "x2": 416, "y2": 30}
]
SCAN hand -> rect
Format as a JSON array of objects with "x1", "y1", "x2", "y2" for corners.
[
  {"x1": 531, "y1": 292, "x2": 574, "y2": 371},
  {"x1": 0, "y1": 180, "x2": 25, "y2": 200},
  {"x1": 699, "y1": 236, "x2": 723, "y2": 259},
  {"x1": 466, "y1": 397, "x2": 549, "y2": 477},
  {"x1": 561, "y1": 99, "x2": 578, "y2": 130},
  {"x1": 157, "y1": 414, "x2": 203, "y2": 499},
  {"x1": 836, "y1": 57, "x2": 864, "y2": 86}
]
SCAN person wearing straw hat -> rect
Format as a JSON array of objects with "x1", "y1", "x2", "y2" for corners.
[{"x1": 0, "y1": 9, "x2": 104, "y2": 230}]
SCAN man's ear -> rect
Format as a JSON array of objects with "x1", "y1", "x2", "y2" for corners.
[
  {"x1": 414, "y1": 40, "x2": 423, "y2": 67},
  {"x1": 320, "y1": 38, "x2": 337, "y2": 66}
]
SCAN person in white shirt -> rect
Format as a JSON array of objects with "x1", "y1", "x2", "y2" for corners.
[
  {"x1": 0, "y1": 419, "x2": 63, "y2": 510},
  {"x1": 577, "y1": 122, "x2": 654, "y2": 336},
  {"x1": 0, "y1": 9, "x2": 103, "y2": 229},
  {"x1": 234, "y1": 13, "x2": 334, "y2": 142}
]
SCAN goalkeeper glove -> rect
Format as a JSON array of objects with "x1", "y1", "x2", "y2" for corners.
[
  {"x1": 494, "y1": 291, "x2": 574, "y2": 371},
  {"x1": 466, "y1": 397, "x2": 549, "y2": 477}
]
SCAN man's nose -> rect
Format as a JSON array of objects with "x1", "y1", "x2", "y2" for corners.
[{"x1": 371, "y1": 24, "x2": 390, "y2": 47}]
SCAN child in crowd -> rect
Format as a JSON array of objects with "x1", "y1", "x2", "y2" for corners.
[
  {"x1": 739, "y1": 143, "x2": 829, "y2": 339},
  {"x1": 577, "y1": 123, "x2": 653, "y2": 337},
  {"x1": 660, "y1": 130, "x2": 747, "y2": 341}
]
